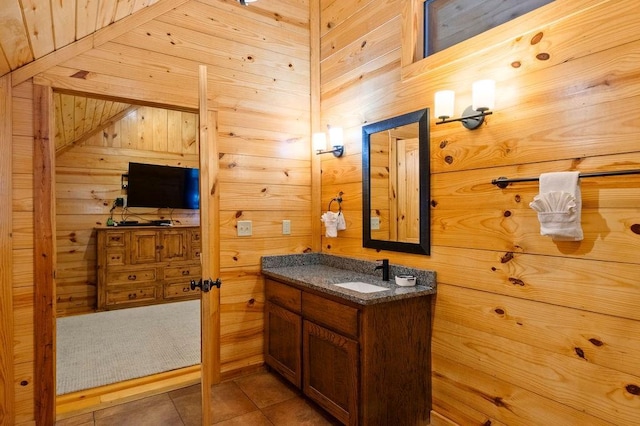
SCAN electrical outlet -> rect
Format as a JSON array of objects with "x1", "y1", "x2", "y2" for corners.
[
  {"x1": 115, "y1": 197, "x2": 125, "y2": 207},
  {"x1": 282, "y1": 220, "x2": 291, "y2": 235},
  {"x1": 371, "y1": 217, "x2": 380, "y2": 230},
  {"x1": 237, "y1": 220, "x2": 252, "y2": 237}
]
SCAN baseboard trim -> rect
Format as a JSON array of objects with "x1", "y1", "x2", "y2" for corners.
[{"x1": 55, "y1": 365, "x2": 201, "y2": 420}]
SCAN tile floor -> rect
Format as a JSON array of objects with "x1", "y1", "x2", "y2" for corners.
[{"x1": 55, "y1": 370, "x2": 342, "y2": 425}]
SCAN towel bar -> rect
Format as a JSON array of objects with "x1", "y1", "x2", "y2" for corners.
[{"x1": 491, "y1": 169, "x2": 640, "y2": 189}]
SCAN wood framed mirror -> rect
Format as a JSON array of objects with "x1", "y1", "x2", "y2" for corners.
[{"x1": 362, "y1": 109, "x2": 430, "y2": 254}]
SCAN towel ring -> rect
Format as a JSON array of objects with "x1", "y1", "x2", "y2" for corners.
[{"x1": 328, "y1": 191, "x2": 344, "y2": 213}]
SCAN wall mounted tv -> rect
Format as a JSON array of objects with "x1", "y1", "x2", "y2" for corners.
[{"x1": 126, "y1": 162, "x2": 200, "y2": 209}]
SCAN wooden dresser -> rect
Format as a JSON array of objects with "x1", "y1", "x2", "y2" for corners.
[{"x1": 96, "y1": 226, "x2": 201, "y2": 310}]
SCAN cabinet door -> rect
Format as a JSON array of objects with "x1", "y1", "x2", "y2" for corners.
[
  {"x1": 160, "y1": 229, "x2": 188, "y2": 261},
  {"x1": 265, "y1": 301, "x2": 302, "y2": 389},
  {"x1": 130, "y1": 230, "x2": 160, "y2": 264},
  {"x1": 303, "y1": 320, "x2": 358, "y2": 426}
]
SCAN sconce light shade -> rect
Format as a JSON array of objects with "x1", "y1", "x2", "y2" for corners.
[
  {"x1": 434, "y1": 90, "x2": 455, "y2": 120},
  {"x1": 312, "y1": 132, "x2": 327, "y2": 152},
  {"x1": 434, "y1": 79, "x2": 495, "y2": 130},
  {"x1": 314, "y1": 127, "x2": 344, "y2": 157},
  {"x1": 238, "y1": 0, "x2": 257, "y2": 5},
  {"x1": 329, "y1": 126, "x2": 343, "y2": 148},
  {"x1": 472, "y1": 79, "x2": 495, "y2": 111}
]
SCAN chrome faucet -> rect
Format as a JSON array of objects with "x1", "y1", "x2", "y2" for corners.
[{"x1": 375, "y1": 259, "x2": 390, "y2": 281}]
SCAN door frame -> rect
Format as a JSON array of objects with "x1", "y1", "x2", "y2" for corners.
[{"x1": 33, "y1": 72, "x2": 220, "y2": 424}]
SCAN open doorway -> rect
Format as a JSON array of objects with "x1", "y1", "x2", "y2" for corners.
[
  {"x1": 47, "y1": 89, "x2": 205, "y2": 412},
  {"x1": 33, "y1": 66, "x2": 220, "y2": 426}
]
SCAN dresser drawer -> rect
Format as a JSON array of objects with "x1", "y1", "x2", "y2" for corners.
[
  {"x1": 164, "y1": 265, "x2": 201, "y2": 280},
  {"x1": 164, "y1": 281, "x2": 201, "y2": 299},
  {"x1": 191, "y1": 248, "x2": 201, "y2": 260},
  {"x1": 105, "y1": 248, "x2": 126, "y2": 266},
  {"x1": 191, "y1": 229, "x2": 201, "y2": 245},
  {"x1": 105, "y1": 231, "x2": 126, "y2": 247},
  {"x1": 302, "y1": 292, "x2": 359, "y2": 339},
  {"x1": 106, "y1": 285, "x2": 158, "y2": 306},
  {"x1": 266, "y1": 279, "x2": 301, "y2": 313},
  {"x1": 106, "y1": 268, "x2": 157, "y2": 285}
]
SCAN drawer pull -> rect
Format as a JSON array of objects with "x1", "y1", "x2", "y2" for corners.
[
  {"x1": 128, "y1": 293, "x2": 137, "y2": 300},
  {"x1": 182, "y1": 287, "x2": 190, "y2": 293},
  {"x1": 128, "y1": 274, "x2": 137, "y2": 281},
  {"x1": 182, "y1": 270, "x2": 190, "y2": 276}
]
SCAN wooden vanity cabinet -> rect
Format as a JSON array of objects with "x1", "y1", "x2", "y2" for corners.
[
  {"x1": 97, "y1": 226, "x2": 201, "y2": 310},
  {"x1": 265, "y1": 279, "x2": 303, "y2": 387},
  {"x1": 265, "y1": 278, "x2": 431, "y2": 426}
]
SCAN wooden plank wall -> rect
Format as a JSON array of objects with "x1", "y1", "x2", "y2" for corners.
[
  {"x1": 11, "y1": 80, "x2": 36, "y2": 426},
  {"x1": 55, "y1": 104, "x2": 200, "y2": 316},
  {"x1": 0, "y1": 74, "x2": 15, "y2": 425},
  {"x1": 4, "y1": 1, "x2": 310, "y2": 423},
  {"x1": 318, "y1": 0, "x2": 640, "y2": 424}
]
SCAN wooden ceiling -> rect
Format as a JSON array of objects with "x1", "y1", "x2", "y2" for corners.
[
  {"x1": 0, "y1": 0, "x2": 162, "y2": 77},
  {"x1": 53, "y1": 92, "x2": 132, "y2": 155}
]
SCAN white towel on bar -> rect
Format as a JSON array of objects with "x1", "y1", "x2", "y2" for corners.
[
  {"x1": 321, "y1": 211, "x2": 339, "y2": 237},
  {"x1": 529, "y1": 171, "x2": 583, "y2": 241},
  {"x1": 336, "y1": 212, "x2": 347, "y2": 231}
]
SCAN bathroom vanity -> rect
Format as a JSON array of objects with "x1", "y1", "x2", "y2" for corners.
[{"x1": 262, "y1": 254, "x2": 436, "y2": 426}]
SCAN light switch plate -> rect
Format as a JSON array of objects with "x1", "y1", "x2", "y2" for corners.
[
  {"x1": 371, "y1": 217, "x2": 380, "y2": 230},
  {"x1": 237, "y1": 220, "x2": 252, "y2": 236},
  {"x1": 282, "y1": 220, "x2": 291, "y2": 235}
]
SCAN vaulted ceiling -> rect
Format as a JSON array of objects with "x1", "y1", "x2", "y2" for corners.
[
  {"x1": 3, "y1": 0, "x2": 309, "y2": 151},
  {"x1": 0, "y1": 0, "x2": 163, "y2": 78},
  {"x1": 53, "y1": 92, "x2": 133, "y2": 155}
]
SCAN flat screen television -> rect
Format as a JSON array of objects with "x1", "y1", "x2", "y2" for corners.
[{"x1": 126, "y1": 162, "x2": 200, "y2": 209}]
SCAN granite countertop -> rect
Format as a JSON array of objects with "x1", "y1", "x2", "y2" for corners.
[{"x1": 261, "y1": 253, "x2": 436, "y2": 305}]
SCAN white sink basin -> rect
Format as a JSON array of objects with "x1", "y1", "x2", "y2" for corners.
[{"x1": 333, "y1": 282, "x2": 389, "y2": 293}]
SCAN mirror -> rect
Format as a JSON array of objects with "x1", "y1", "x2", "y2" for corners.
[{"x1": 362, "y1": 109, "x2": 430, "y2": 254}]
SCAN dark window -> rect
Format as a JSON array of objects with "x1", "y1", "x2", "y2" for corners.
[{"x1": 424, "y1": 0, "x2": 554, "y2": 57}]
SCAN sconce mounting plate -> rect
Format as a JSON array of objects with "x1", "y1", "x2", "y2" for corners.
[
  {"x1": 316, "y1": 146, "x2": 344, "y2": 157},
  {"x1": 461, "y1": 105, "x2": 485, "y2": 130}
]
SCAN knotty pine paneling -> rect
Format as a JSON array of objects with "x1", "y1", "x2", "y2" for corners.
[
  {"x1": 436, "y1": 284, "x2": 640, "y2": 377},
  {"x1": 10, "y1": 77, "x2": 35, "y2": 425},
  {"x1": 159, "y1": 2, "x2": 309, "y2": 58},
  {"x1": 13, "y1": 287, "x2": 34, "y2": 365},
  {"x1": 432, "y1": 317, "x2": 638, "y2": 424},
  {"x1": 431, "y1": 353, "x2": 613, "y2": 426},
  {"x1": 319, "y1": 0, "x2": 640, "y2": 424},
  {"x1": 0, "y1": 73, "x2": 14, "y2": 425},
  {"x1": 319, "y1": 0, "x2": 398, "y2": 62},
  {"x1": 14, "y1": 361, "x2": 34, "y2": 425}
]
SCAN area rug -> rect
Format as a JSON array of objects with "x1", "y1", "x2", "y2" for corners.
[{"x1": 56, "y1": 299, "x2": 201, "y2": 395}]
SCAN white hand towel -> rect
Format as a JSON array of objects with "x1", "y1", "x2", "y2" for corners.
[
  {"x1": 321, "y1": 211, "x2": 338, "y2": 237},
  {"x1": 529, "y1": 171, "x2": 583, "y2": 241},
  {"x1": 336, "y1": 212, "x2": 347, "y2": 231}
]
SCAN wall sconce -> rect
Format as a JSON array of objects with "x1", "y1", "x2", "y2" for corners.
[
  {"x1": 434, "y1": 79, "x2": 495, "y2": 130},
  {"x1": 238, "y1": 0, "x2": 257, "y2": 5},
  {"x1": 313, "y1": 126, "x2": 344, "y2": 157}
]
